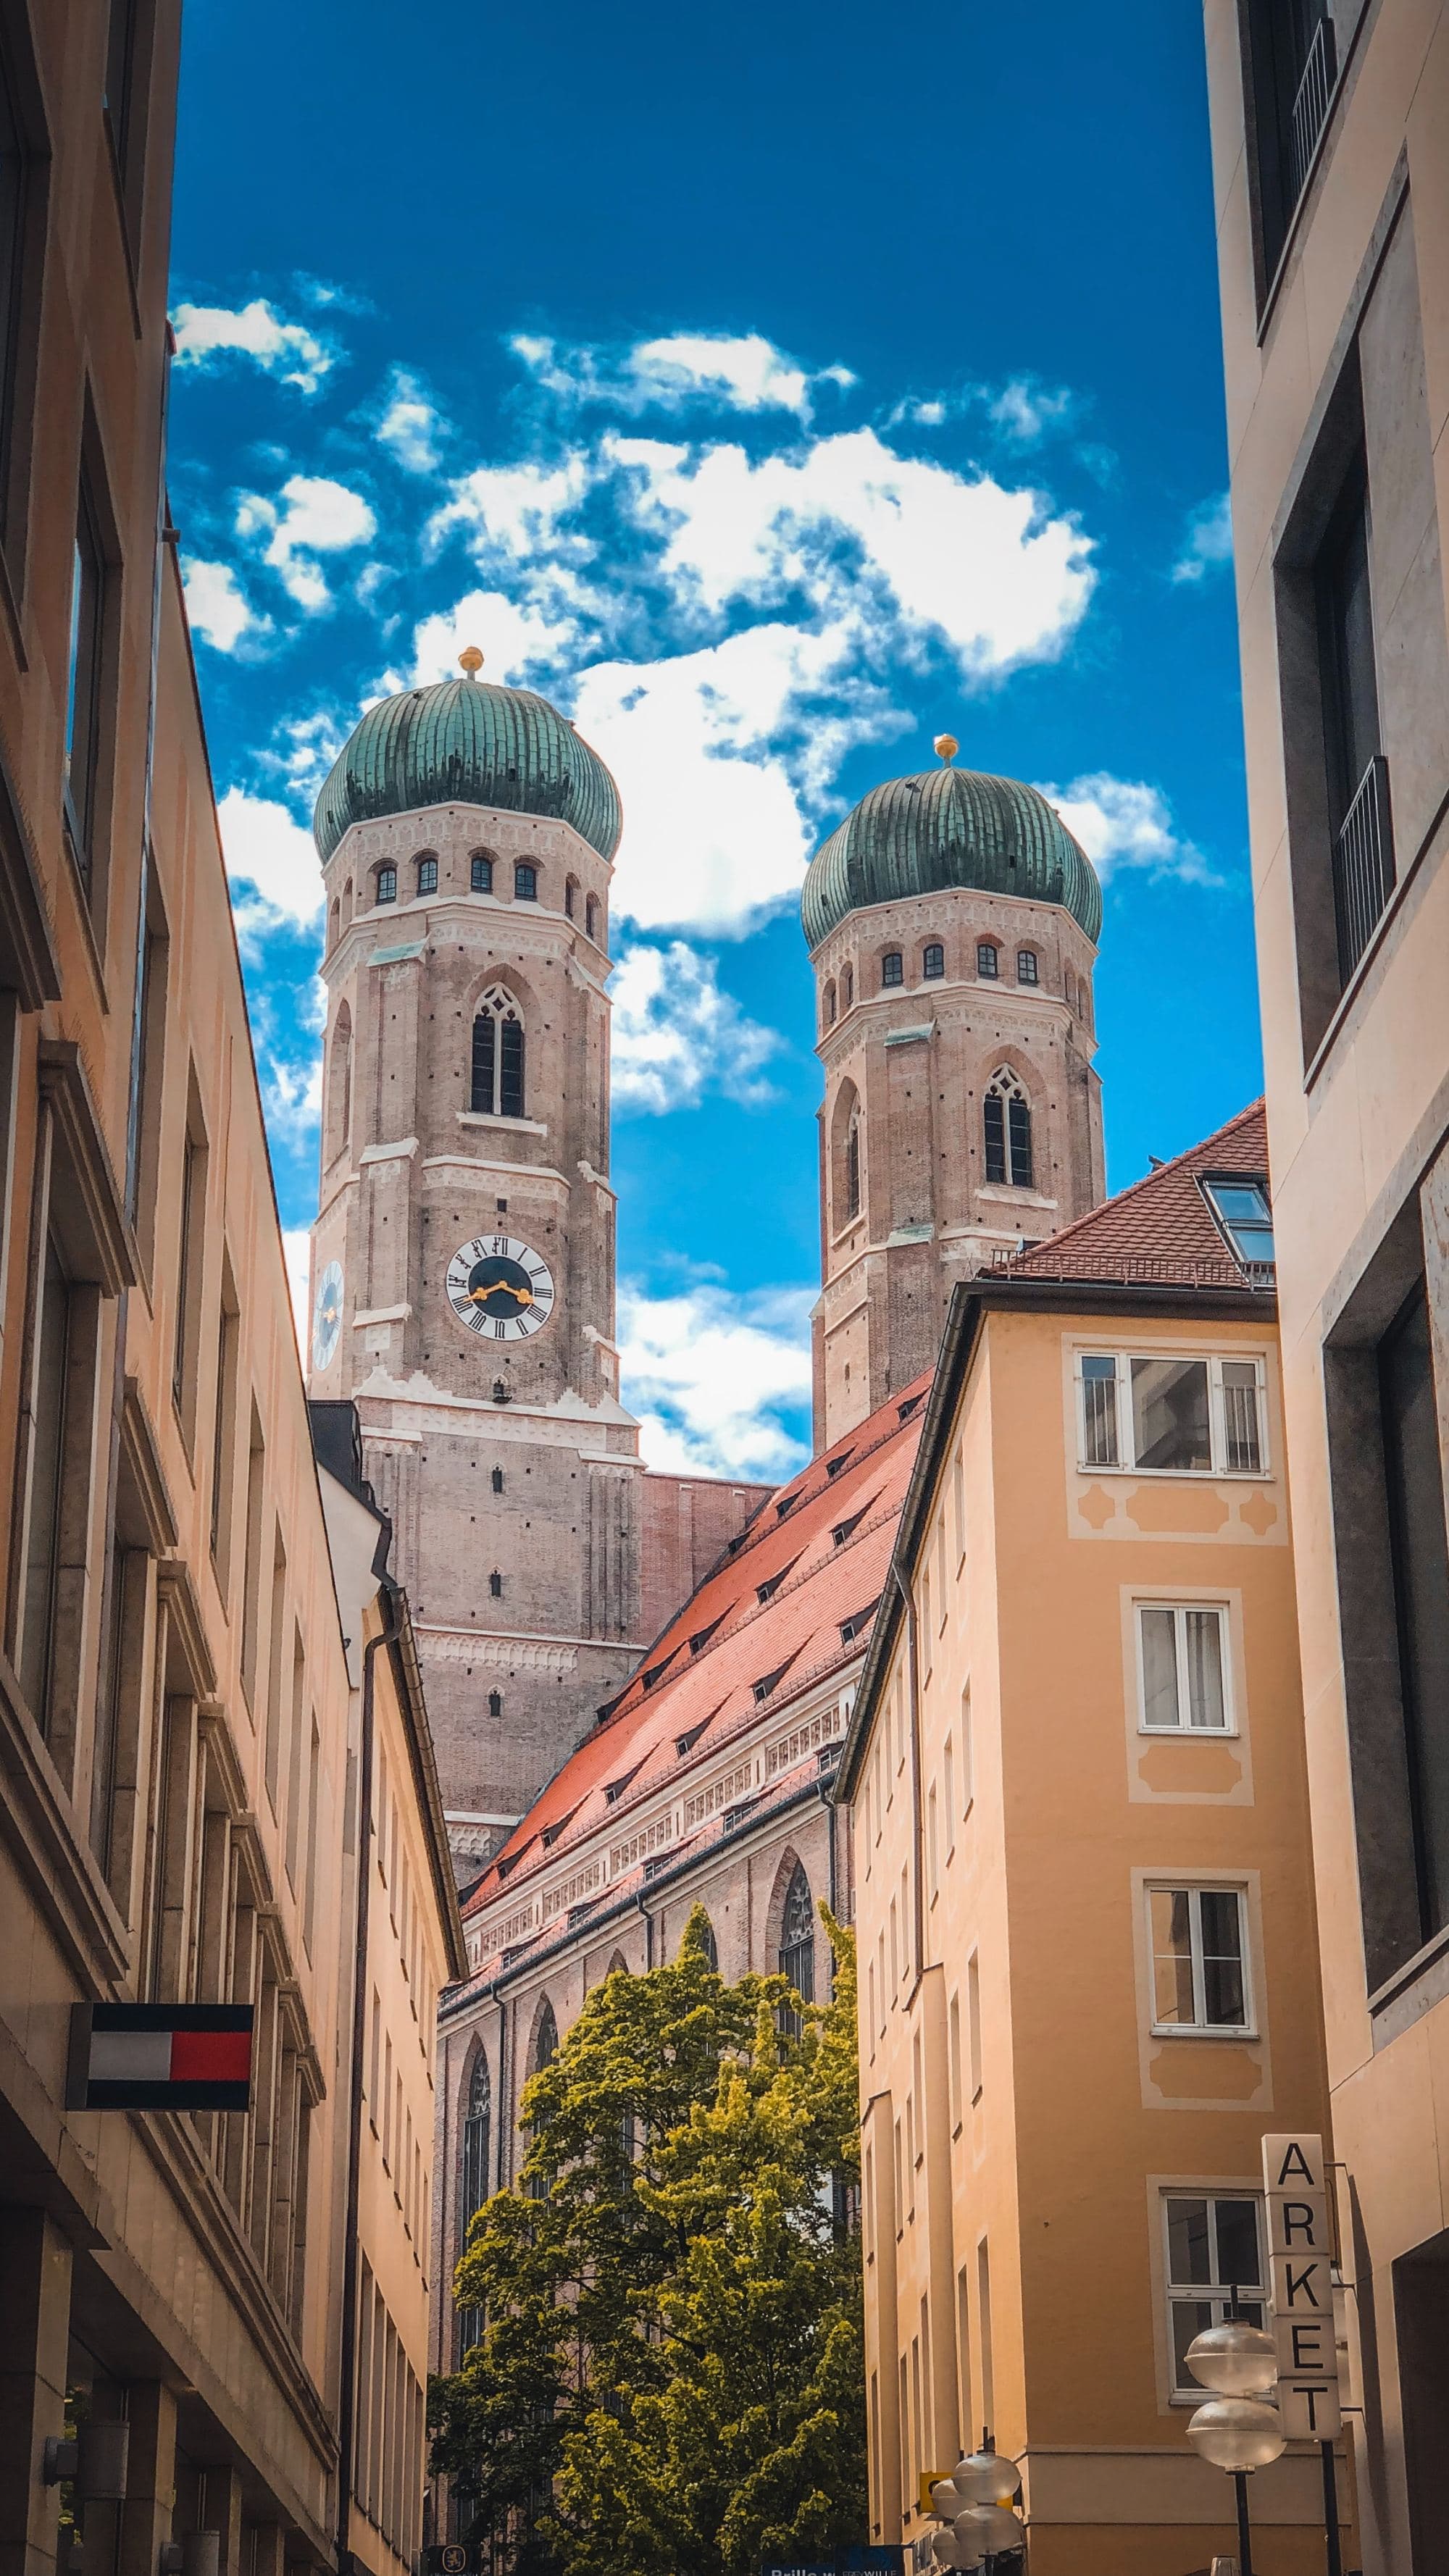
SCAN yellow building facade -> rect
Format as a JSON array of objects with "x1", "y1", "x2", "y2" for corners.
[{"x1": 838, "y1": 1109, "x2": 1350, "y2": 2574}]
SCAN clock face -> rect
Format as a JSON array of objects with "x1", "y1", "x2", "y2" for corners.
[
  {"x1": 445, "y1": 1234, "x2": 555, "y2": 1341},
  {"x1": 312, "y1": 1258, "x2": 343, "y2": 1372}
]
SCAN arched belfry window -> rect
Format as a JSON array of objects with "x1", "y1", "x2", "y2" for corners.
[
  {"x1": 778, "y1": 1862, "x2": 815, "y2": 2033},
  {"x1": 416, "y1": 851, "x2": 438, "y2": 895},
  {"x1": 984, "y1": 1067, "x2": 1033, "y2": 1189},
  {"x1": 375, "y1": 863, "x2": 396, "y2": 906},
  {"x1": 471, "y1": 851, "x2": 494, "y2": 893},
  {"x1": 471, "y1": 985, "x2": 525, "y2": 1118},
  {"x1": 823, "y1": 980, "x2": 837, "y2": 1028},
  {"x1": 585, "y1": 892, "x2": 598, "y2": 942}
]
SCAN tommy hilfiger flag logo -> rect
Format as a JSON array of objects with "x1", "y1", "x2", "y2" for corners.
[{"x1": 66, "y1": 2004, "x2": 255, "y2": 2112}]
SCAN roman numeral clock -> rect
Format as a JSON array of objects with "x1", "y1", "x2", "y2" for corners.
[{"x1": 445, "y1": 1234, "x2": 556, "y2": 1342}]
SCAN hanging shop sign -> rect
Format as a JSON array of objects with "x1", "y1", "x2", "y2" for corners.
[{"x1": 1261, "y1": 2130, "x2": 1342, "y2": 2439}]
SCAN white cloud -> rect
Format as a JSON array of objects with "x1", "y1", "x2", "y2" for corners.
[
  {"x1": 1037, "y1": 772, "x2": 1214, "y2": 885},
  {"x1": 171, "y1": 297, "x2": 334, "y2": 394},
  {"x1": 427, "y1": 453, "x2": 598, "y2": 569},
  {"x1": 181, "y1": 555, "x2": 267, "y2": 653},
  {"x1": 611, "y1": 427, "x2": 1095, "y2": 677},
  {"x1": 610, "y1": 942, "x2": 782, "y2": 1113},
  {"x1": 572, "y1": 622, "x2": 895, "y2": 934},
  {"x1": 262, "y1": 1050, "x2": 323, "y2": 1150},
  {"x1": 987, "y1": 378, "x2": 1076, "y2": 443},
  {"x1": 512, "y1": 329, "x2": 853, "y2": 421},
  {"x1": 281, "y1": 1228, "x2": 311, "y2": 1358},
  {"x1": 1172, "y1": 491, "x2": 1234, "y2": 585},
  {"x1": 398, "y1": 587, "x2": 584, "y2": 690},
  {"x1": 236, "y1": 473, "x2": 377, "y2": 611},
  {"x1": 377, "y1": 368, "x2": 446, "y2": 474},
  {"x1": 618, "y1": 1280, "x2": 813, "y2": 1479},
  {"x1": 217, "y1": 785, "x2": 324, "y2": 927}
]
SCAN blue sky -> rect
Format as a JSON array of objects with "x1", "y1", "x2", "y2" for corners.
[{"x1": 170, "y1": 0, "x2": 1256, "y2": 1480}]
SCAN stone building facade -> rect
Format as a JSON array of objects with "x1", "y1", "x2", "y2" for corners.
[
  {"x1": 802, "y1": 759, "x2": 1106, "y2": 1449},
  {"x1": 0, "y1": 10, "x2": 460, "y2": 2567},
  {"x1": 1201, "y1": 3, "x2": 1449, "y2": 2563},
  {"x1": 306, "y1": 680, "x2": 767, "y2": 1854}
]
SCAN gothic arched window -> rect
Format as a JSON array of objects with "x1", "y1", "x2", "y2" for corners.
[
  {"x1": 778, "y1": 1862, "x2": 815, "y2": 2033},
  {"x1": 416, "y1": 852, "x2": 438, "y2": 895},
  {"x1": 489, "y1": 1569, "x2": 502, "y2": 1597},
  {"x1": 531, "y1": 1999, "x2": 559, "y2": 2075},
  {"x1": 375, "y1": 863, "x2": 396, "y2": 906},
  {"x1": 488, "y1": 1689, "x2": 502, "y2": 1719},
  {"x1": 471, "y1": 986, "x2": 525, "y2": 1118},
  {"x1": 984, "y1": 1068, "x2": 1033, "y2": 1189},
  {"x1": 471, "y1": 851, "x2": 493, "y2": 893},
  {"x1": 458, "y1": 2052, "x2": 492, "y2": 2357},
  {"x1": 697, "y1": 1913, "x2": 719, "y2": 1972}
]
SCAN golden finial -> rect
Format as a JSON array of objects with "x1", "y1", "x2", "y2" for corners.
[
  {"x1": 934, "y1": 732, "x2": 959, "y2": 766},
  {"x1": 459, "y1": 645, "x2": 484, "y2": 678}
]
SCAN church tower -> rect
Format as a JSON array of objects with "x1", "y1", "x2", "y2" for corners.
[
  {"x1": 306, "y1": 655, "x2": 760, "y2": 1861},
  {"x1": 802, "y1": 740, "x2": 1106, "y2": 1449}
]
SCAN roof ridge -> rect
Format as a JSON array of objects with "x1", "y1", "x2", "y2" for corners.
[{"x1": 1011, "y1": 1097, "x2": 1266, "y2": 1263}]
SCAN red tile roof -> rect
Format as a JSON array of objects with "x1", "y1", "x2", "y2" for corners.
[
  {"x1": 1001, "y1": 1100, "x2": 1270, "y2": 1288},
  {"x1": 462, "y1": 1373, "x2": 932, "y2": 1923}
]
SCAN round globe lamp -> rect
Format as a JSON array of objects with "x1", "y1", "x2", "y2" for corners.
[
  {"x1": 1186, "y1": 2394, "x2": 1286, "y2": 2576},
  {"x1": 958, "y1": 2502, "x2": 1024, "y2": 2554},
  {"x1": 930, "y1": 2477, "x2": 969, "y2": 2520},
  {"x1": 1185, "y1": 2320, "x2": 1278, "y2": 2399},
  {"x1": 955, "y1": 2438, "x2": 1023, "y2": 2506}
]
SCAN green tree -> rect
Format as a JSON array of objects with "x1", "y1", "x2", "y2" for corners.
[{"x1": 430, "y1": 1906, "x2": 866, "y2": 2576}]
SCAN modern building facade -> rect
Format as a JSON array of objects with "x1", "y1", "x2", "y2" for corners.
[
  {"x1": 306, "y1": 669, "x2": 767, "y2": 1859},
  {"x1": 1201, "y1": 4, "x2": 1449, "y2": 2562},
  {"x1": 836, "y1": 1111, "x2": 1348, "y2": 2573},
  {"x1": 430, "y1": 1374, "x2": 928, "y2": 2420},
  {"x1": 803, "y1": 754, "x2": 1106, "y2": 1450},
  {"x1": 0, "y1": 12, "x2": 456, "y2": 2570}
]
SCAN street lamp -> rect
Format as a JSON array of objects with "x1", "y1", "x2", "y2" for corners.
[
  {"x1": 1185, "y1": 2318, "x2": 1285, "y2": 2576},
  {"x1": 930, "y1": 2436, "x2": 1024, "y2": 2572}
]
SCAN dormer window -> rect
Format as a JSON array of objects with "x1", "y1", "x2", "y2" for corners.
[
  {"x1": 897, "y1": 1393, "x2": 923, "y2": 1421},
  {"x1": 689, "y1": 1617, "x2": 724, "y2": 1655},
  {"x1": 752, "y1": 1663, "x2": 790, "y2": 1705},
  {"x1": 840, "y1": 1598, "x2": 881, "y2": 1646},
  {"x1": 824, "y1": 1449, "x2": 853, "y2": 1479},
  {"x1": 376, "y1": 865, "x2": 397, "y2": 905},
  {"x1": 832, "y1": 1507, "x2": 867, "y2": 1547}
]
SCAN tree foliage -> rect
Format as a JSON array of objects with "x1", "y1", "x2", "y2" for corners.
[{"x1": 430, "y1": 1905, "x2": 866, "y2": 2576}]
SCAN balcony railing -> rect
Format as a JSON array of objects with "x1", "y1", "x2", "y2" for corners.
[
  {"x1": 1334, "y1": 751, "x2": 1395, "y2": 984},
  {"x1": 1289, "y1": 12, "x2": 1337, "y2": 206}
]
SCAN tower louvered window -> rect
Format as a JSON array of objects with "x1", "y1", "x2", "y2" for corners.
[
  {"x1": 984, "y1": 1069, "x2": 1033, "y2": 1189},
  {"x1": 471, "y1": 987, "x2": 525, "y2": 1117}
]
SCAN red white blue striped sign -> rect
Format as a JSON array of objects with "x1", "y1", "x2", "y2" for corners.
[{"x1": 67, "y1": 2004, "x2": 254, "y2": 2112}]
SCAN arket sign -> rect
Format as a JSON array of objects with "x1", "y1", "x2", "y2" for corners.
[{"x1": 1261, "y1": 2131, "x2": 1342, "y2": 2440}]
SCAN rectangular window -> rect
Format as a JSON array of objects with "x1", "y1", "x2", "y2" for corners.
[
  {"x1": 1243, "y1": 0, "x2": 1337, "y2": 288},
  {"x1": 514, "y1": 862, "x2": 537, "y2": 900},
  {"x1": 948, "y1": 1991, "x2": 963, "y2": 2130},
  {"x1": 1077, "y1": 1350, "x2": 1267, "y2": 1476},
  {"x1": 0, "y1": 33, "x2": 40, "y2": 562},
  {"x1": 1381, "y1": 1279, "x2": 1449, "y2": 1942},
  {"x1": 125, "y1": 850, "x2": 168, "y2": 1250},
  {"x1": 172, "y1": 1079, "x2": 209, "y2": 1440},
  {"x1": 976, "y1": 2238, "x2": 994, "y2": 2437},
  {"x1": 966, "y1": 1950, "x2": 982, "y2": 2102},
  {"x1": 499, "y1": 1014, "x2": 525, "y2": 1118},
  {"x1": 264, "y1": 1529, "x2": 286, "y2": 1809},
  {"x1": 943, "y1": 1734, "x2": 955, "y2": 1849},
  {"x1": 285, "y1": 1631, "x2": 306, "y2": 1886},
  {"x1": 104, "y1": 0, "x2": 153, "y2": 222},
  {"x1": 1318, "y1": 453, "x2": 1392, "y2": 984},
  {"x1": 416, "y1": 854, "x2": 437, "y2": 895},
  {"x1": 893, "y1": 2117, "x2": 903, "y2": 2236},
  {"x1": 1137, "y1": 1603, "x2": 1230, "y2": 1732},
  {"x1": 881, "y1": 950, "x2": 903, "y2": 987},
  {"x1": 1148, "y1": 1885, "x2": 1250, "y2": 2032},
  {"x1": 1203, "y1": 1178, "x2": 1275, "y2": 1269},
  {"x1": 209, "y1": 1256, "x2": 241, "y2": 1579},
  {"x1": 239, "y1": 1405, "x2": 265, "y2": 1712},
  {"x1": 1163, "y1": 2192, "x2": 1265, "y2": 2397},
  {"x1": 1016, "y1": 948, "x2": 1038, "y2": 984},
  {"x1": 63, "y1": 470, "x2": 109, "y2": 892},
  {"x1": 927, "y1": 1783, "x2": 939, "y2": 1901},
  {"x1": 18, "y1": 1232, "x2": 71, "y2": 1727},
  {"x1": 961, "y1": 1685, "x2": 973, "y2": 1815}
]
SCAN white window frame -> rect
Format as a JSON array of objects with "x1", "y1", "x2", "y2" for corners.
[
  {"x1": 1146, "y1": 1882, "x2": 1255, "y2": 2037},
  {"x1": 1074, "y1": 1349, "x2": 1269, "y2": 1477},
  {"x1": 1161, "y1": 2191, "x2": 1266, "y2": 2401},
  {"x1": 1135, "y1": 1600, "x2": 1235, "y2": 1734}
]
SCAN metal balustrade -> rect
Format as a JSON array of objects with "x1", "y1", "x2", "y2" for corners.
[
  {"x1": 1334, "y1": 751, "x2": 1395, "y2": 984},
  {"x1": 1290, "y1": 12, "x2": 1337, "y2": 204}
]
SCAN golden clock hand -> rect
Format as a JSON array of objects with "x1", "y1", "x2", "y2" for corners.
[{"x1": 469, "y1": 1280, "x2": 534, "y2": 1308}]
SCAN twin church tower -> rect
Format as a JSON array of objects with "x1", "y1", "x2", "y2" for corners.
[{"x1": 306, "y1": 661, "x2": 1104, "y2": 1864}]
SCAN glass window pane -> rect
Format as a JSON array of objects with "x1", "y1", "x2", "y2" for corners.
[
  {"x1": 1140, "y1": 1607, "x2": 1181, "y2": 1728},
  {"x1": 1199, "y1": 1891, "x2": 1247, "y2": 2026},
  {"x1": 1172, "y1": 2298, "x2": 1214, "y2": 2390},
  {"x1": 1151, "y1": 1889, "x2": 1195, "y2": 2025},
  {"x1": 983, "y1": 1092, "x2": 1006, "y2": 1184},
  {"x1": 1166, "y1": 2197, "x2": 1212, "y2": 2286},
  {"x1": 1183, "y1": 1610, "x2": 1227, "y2": 1728},
  {"x1": 1081, "y1": 1355, "x2": 1118, "y2": 1468},
  {"x1": 1221, "y1": 1360, "x2": 1263, "y2": 1472},
  {"x1": 20, "y1": 1237, "x2": 70, "y2": 1723},
  {"x1": 1213, "y1": 2199, "x2": 1263, "y2": 2294},
  {"x1": 1131, "y1": 1357, "x2": 1211, "y2": 1472}
]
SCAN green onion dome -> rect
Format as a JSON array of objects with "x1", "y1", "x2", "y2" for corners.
[
  {"x1": 312, "y1": 659, "x2": 622, "y2": 866},
  {"x1": 801, "y1": 758, "x2": 1101, "y2": 952}
]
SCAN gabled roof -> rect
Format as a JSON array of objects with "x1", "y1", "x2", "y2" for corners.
[
  {"x1": 1003, "y1": 1100, "x2": 1270, "y2": 1287},
  {"x1": 462, "y1": 1374, "x2": 932, "y2": 1924}
]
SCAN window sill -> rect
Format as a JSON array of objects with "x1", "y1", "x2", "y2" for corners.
[
  {"x1": 1139, "y1": 1726, "x2": 1241, "y2": 1742},
  {"x1": 952, "y1": 2119, "x2": 963, "y2": 2141},
  {"x1": 971, "y1": 2087, "x2": 983, "y2": 2109},
  {"x1": 1077, "y1": 1463, "x2": 1270, "y2": 1484},
  {"x1": 456, "y1": 1110, "x2": 548, "y2": 1139},
  {"x1": 1150, "y1": 2023, "x2": 1258, "y2": 2044}
]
